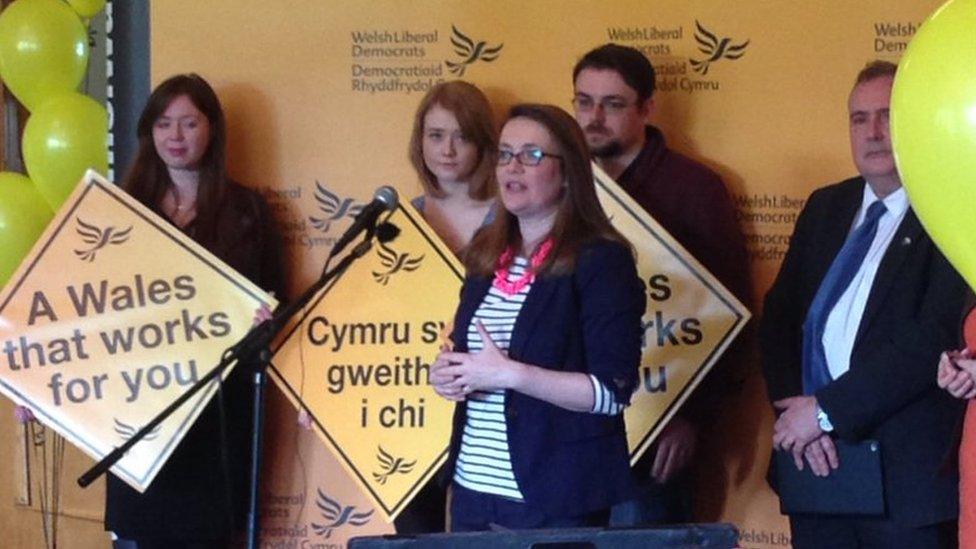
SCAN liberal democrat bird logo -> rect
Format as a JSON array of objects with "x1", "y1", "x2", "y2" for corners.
[
  {"x1": 74, "y1": 218, "x2": 132, "y2": 262},
  {"x1": 372, "y1": 242, "x2": 424, "y2": 286},
  {"x1": 445, "y1": 25, "x2": 503, "y2": 77},
  {"x1": 113, "y1": 418, "x2": 162, "y2": 442},
  {"x1": 310, "y1": 489, "x2": 374, "y2": 539},
  {"x1": 372, "y1": 446, "x2": 416, "y2": 485},
  {"x1": 309, "y1": 180, "x2": 364, "y2": 233},
  {"x1": 690, "y1": 20, "x2": 749, "y2": 75}
]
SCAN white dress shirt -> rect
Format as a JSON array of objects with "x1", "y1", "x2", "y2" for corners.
[{"x1": 823, "y1": 184, "x2": 909, "y2": 380}]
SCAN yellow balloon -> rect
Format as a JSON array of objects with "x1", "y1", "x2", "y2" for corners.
[
  {"x1": 0, "y1": 0, "x2": 89, "y2": 112},
  {"x1": 22, "y1": 92, "x2": 108, "y2": 210},
  {"x1": 66, "y1": 0, "x2": 106, "y2": 18},
  {"x1": 0, "y1": 172, "x2": 54, "y2": 287},
  {"x1": 891, "y1": 0, "x2": 976, "y2": 290}
]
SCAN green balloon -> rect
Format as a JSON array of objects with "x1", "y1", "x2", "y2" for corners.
[
  {"x1": 0, "y1": 172, "x2": 54, "y2": 287},
  {"x1": 0, "y1": 0, "x2": 90, "y2": 112},
  {"x1": 23, "y1": 92, "x2": 108, "y2": 209}
]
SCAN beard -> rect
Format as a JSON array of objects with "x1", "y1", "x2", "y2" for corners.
[
  {"x1": 584, "y1": 123, "x2": 624, "y2": 158},
  {"x1": 589, "y1": 139, "x2": 624, "y2": 159}
]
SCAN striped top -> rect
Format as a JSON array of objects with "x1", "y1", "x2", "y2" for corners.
[{"x1": 453, "y1": 257, "x2": 627, "y2": 500}]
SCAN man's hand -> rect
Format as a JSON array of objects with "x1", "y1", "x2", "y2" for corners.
[
  {"x1": 772, "y1": 395, "x2": 822, "y2": 453},
  {"x1": 651, "y1": 415, "x2": 698, "y2": 483},
  {"x1": 800, "y1": 434, "x2": 839, "y2": 477}
]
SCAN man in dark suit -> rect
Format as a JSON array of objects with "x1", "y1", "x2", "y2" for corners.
[
  {"x1": 760, "y1": 60, "x2": 967, "y2": 548},
  {"x1": 572, "y1": 42, "x2": 751, "y2": 526}
]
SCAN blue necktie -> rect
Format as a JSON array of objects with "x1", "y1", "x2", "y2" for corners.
[{"x1": 802, "y1": 200, "x2": 888, "y2": 394}]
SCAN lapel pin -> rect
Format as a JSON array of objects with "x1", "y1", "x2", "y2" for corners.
[{"x1": 901, "y1": 236, "x2": 912, "y2": 246}]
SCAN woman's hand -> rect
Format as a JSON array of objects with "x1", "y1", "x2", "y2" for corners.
[
  {"x1": 297, "y1": 407, "x2": 313, "y2": 430},
  {"x1": 253, "y1": 300, "x2": 273, "y2": 327},
  {"x1": 953, "y1": 356, "x2": 976, "y2": 399},
  {"x1": 436, "y1": 322, "x2": 520, "y2": 395},
  {"x1": 431, "y1": 344, "x2": 466, "y2": 402},
  {"x1": 252, "y1": 290, "x2": 274, "y2": 329},
  {"x1": 433, "y1": 322, "x2": 597, "y2": 412},
  {"x1": 13, "y1": 405, "x2": 35, "y2": 424},
  {"x1": 937, "y1": 349, "x2": 976, "y2": 399}
]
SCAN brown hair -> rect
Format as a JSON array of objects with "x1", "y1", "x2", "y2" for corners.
[
  {"x1": 854, "y1": 60, "x2": 897, "y2": 87},
  {"x1": 122, "y1": 73, "x2": 228, "y2": 247},
  {"x1": 573, "y1": 43, "x2": 656, "y2": 103},
  {"x1": 464, "y1": 104, "x2": 630, "y2": 277},
  {"x1": 408, "y1": 81, "x2": 497, "y2": 200}
]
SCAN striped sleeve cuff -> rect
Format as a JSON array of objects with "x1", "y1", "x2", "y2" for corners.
[{"x1": 589, "y1": 374, "x2": 627, "y2": 415}]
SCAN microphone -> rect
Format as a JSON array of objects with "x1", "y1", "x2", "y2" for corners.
[{"x1": 329, "y1": 186, "x2": 398, "y2": 258}]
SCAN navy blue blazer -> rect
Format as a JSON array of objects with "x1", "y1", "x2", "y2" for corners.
[
  {"x1": 761, "y1": 177, "x2": 967, "y2": 527},
  {"x1": 445, "y1": 238, "x2": 646, "y2": 517}
]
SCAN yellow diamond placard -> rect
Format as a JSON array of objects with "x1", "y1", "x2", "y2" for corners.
[
  {"x1": 0, "y1": 171, "x2": 277, "y2": 491},
  {"x1": 269, "y1": 204, "x2": 460, "y2": 522},
  {"x1": 593, "y1": 166, "x2": 751, "y2": 462}
]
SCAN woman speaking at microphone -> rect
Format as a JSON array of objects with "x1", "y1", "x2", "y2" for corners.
[
  {"x1": 430, "y1": 104, "x2": 645, "y2": 531},
  {"x1": 105, "y1": 74, "x2": 284, "y2": 548}
]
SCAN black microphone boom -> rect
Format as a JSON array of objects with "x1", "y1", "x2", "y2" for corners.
[{"x1": 329, "y1": 186, "x2": 398, "y2": 258}]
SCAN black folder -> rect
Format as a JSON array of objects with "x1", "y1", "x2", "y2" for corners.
[{"x1": 774, "y1": 439, "x2": 884, "y2": 516}]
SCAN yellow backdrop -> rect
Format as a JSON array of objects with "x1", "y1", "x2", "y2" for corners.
[{"x1": 146, "y1": 2, "x2": 940, "y2": 548}]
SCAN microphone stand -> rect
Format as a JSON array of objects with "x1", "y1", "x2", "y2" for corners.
[{"x1": 78, "y1": 226, "x2": 391, "y2": 549}]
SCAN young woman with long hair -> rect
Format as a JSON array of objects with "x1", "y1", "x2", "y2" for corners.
[{"x1": 105, "y1": 73, "x2": 284, "y2": 549}]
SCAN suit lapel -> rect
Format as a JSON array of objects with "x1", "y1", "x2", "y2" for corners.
[
  {"x1": 812, "y1": 181, "x2": 864, "y2": 285},
  {"x1": 507, "y1": 275, "x2": 561, "y2": 360},
  {"x1": 854, "y1": 209, "x2": 924, "y2": 345}
]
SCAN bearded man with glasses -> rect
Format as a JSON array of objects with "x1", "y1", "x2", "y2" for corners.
[{"x1": 572, "y1": 43, "x2": 751, "y2": 527}]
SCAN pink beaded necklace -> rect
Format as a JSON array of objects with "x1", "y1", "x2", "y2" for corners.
[{"x1": 492, "y1": 238, "x2": 554, "y2": 296}]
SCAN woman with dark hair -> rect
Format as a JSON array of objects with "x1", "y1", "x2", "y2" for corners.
[
  {"x1": 105, "y1": 73, "x2": 284, "y2": 548},
  {"x1": 430, "y1": 104, "x2": 645, "y2": 531},
  {"x1": 408, "y1": 81, "x2": 497, "y2": 255}
]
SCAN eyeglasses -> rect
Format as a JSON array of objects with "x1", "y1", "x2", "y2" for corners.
[
  {"x1": 571, "y1": 95, "x2": 634, "y2": 115},
  {"x1": 497, "y1": 147, "x2": 562, "y2": 167}
]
